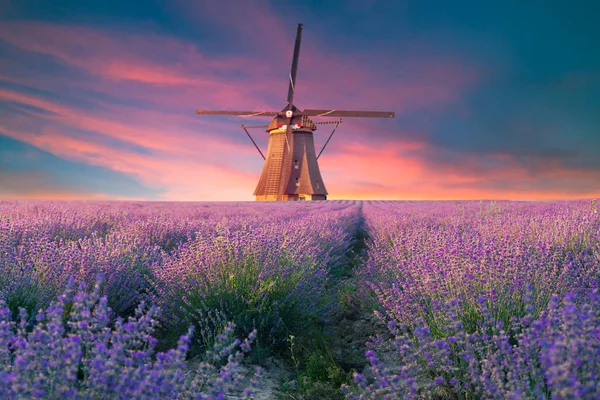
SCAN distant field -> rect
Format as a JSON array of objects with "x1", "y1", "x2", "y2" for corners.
[{"x1": 0, "y1": 200, "x2": 598, "y2": 399}]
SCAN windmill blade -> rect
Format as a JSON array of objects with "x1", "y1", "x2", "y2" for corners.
[
  {"x1": 286, "y1": 23, "x2": 303, "y2": 107},
  {"x1": 283, "y1": 116, "x2": 292, "y2": 153},
  {"x1": 314, "y1": 119, "x2": 343, "y2": 125},
  {"x1": 242, "y1": 125, "x2": 269, "y2": 129},
  {"x1": 241, "y1": 125, "x2": 266, "y2": 160},
  {"x1": 196, "y1": 110, "x2": 279, "y2": 117},
  {"x1": 317, "y1": 120, "x2": 341, "y2": 159},
  {"x1": 303, "y1": 109, "x2": 395, "y2": 118}
]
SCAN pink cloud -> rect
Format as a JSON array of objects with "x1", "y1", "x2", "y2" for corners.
[
  {"x1": 0, "y1": 86, "x2": 265, "y2": 201},
  {"x1": 170, "y1": 0, "x2": 481, "y2": 112},
  {"x1": 0, "y1": 119, "x2": 260, "y2": 201},
  {"x1": 0, "y1": 87, "x2": 261, "y2": 158},
  {"x1": 0, "y1": 21, "x2": 278, "y2": 112},
  {"x1": 318, "y1": 138, "x2": 600, "y2": 201},
  {"x1": 0, "y1": 16, "x2": 520, "y2": 201},
  {"x1": 0, "y1": 21, "x2": 269, "y2": 78},
  {"x1": 0, "y1": 15, "x2": 480, "y2": 113}
]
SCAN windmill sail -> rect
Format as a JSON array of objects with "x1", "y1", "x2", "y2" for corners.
[
  {"x1": 195, "y1": 110, "x2": 279, "y2": 116},
  {"x1": 287, "y1": 24, "x2": 303, "y2": 106},
  {"x1": 302, "y1": 109, "x2": 395, "y2": 118}
]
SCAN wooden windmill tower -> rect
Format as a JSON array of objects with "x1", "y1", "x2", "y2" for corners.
[{"x1": 196, "y1": 23, "x2": 395, "y2": 201}]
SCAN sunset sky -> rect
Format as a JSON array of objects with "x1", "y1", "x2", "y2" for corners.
[{"x1": 1, "y1": 0, "x2": 599, "y2": 201}]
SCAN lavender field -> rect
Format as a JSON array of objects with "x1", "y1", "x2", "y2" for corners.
[{"x1": 0, "y1": 199, "x2": 598, "y2": 399}]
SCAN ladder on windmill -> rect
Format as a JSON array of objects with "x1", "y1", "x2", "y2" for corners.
[{"x1": 264, "y1": 141, "x2": 284, "y2": 197}]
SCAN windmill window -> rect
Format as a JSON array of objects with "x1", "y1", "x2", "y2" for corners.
[
  {"x1": 316, "y1": 181, "x2": 320, "y2": 189},
  {"x1": 295, "y1": 177, "x2": 300, "y2": 186},
  {"x1": 294, "y1": 160, "x2": 299, "y2": 169}
]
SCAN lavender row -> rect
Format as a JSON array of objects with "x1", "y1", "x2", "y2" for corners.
[
  {"x1": 0, "y1": 200, "x2": 355, "y2": 315},
  {"x1": 350, "y1": 200, "x2": 600, "y2": 398},
  {"x1": 346, "y1": 288, "x2": 600, "y2": 399},
  {"x1": 0, "y1": 277, "x2": 262, "y2": 399},
  {"x1": 360, "y1": 200, "x2": 599, "y2": 329},
  {"x1": 149, "y1": 201, "x2": 360, "y2": 348},
  {"x1": 0, "y1": 200, "x2": 362, "y2": 398},
  {"x1": 0, "y1": 200, "x2": 359, "y2": 341}
]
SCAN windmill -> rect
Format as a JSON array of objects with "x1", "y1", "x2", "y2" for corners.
[{"x1": 196, "y1": 23, "x2": 395, "y2": 201}]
